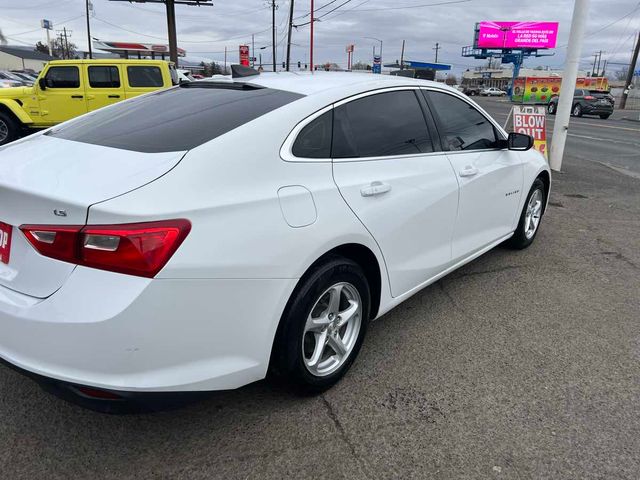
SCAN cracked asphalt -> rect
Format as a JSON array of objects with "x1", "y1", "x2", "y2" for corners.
[{"x1": 1, "y1": 99, "x2": 639, "y2": 479}]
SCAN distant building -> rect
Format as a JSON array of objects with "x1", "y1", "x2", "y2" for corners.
[
  {"x1": 0, "y1": 46, "x2": 55, "y2": 72},
  {"x1": 462, "y1": 67, "x2": 588, "y2": 90}
]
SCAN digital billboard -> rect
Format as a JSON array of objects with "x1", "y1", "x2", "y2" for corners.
[{"x1": 476, "y1": 21, "x2": 559, "y2": 49}]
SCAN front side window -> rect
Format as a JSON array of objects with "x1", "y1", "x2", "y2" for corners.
[
  {"x1": 127, "y1": 66, "x2": 163, "y2": 87},
  {"x1": 332, "y1": 90, "x2": 434, "y2": 158},
  {"x1": 88, "y1": 66, "x2": 120, "y2": 88},
  {"x1": 292, "y1": 110, "x2": 332, "y2": 158},
  {"x1": 426, "y1": 91, "x2": 499, "y2": 151},
  {"x1": 44, "y1": 66, "x2": 80, "y2": 88}
]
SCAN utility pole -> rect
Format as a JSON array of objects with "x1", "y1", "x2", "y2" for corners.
[
  {"x1": 85, "y1": 0, "x2": 93, "y2": 59},
  {"x1": 310, "y1": 0, "x2": 314, "y2": 72},
  {"x1": 166, "y1": 0, "x2": 178, "y2": 65},
  {"x1": 224, "y1": 46, "x2": 227, "y2": 74},
  {"x1": 61, "y1": 28, "x2": 71, "y2": 59},
  {"x1": 271, "y1": 0, "x2": 277, "y2": 72},
  {"x1": 400, "y1": 40, "x2": 405, "y2": 70},
  {"x1": 596, "y1": 50, "x2": 603, "y2": 76},
  {"x1": 550, "y1": 0, "x2": 590, "y2": 172},
  {"x1": 620, "y1": 32, "x2": 640, "y2": 110},
  {"x1": 285, "y1": 0, "x2": 294, "y2": 71},
  {"x1": 433, "y1": 42, "x2": 440, "y2": 63},
  {"x1": 252, "y1": 34, "x2": 255, "y2": 67}
]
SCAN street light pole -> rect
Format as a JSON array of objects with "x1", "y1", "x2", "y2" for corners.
[
  {"x1": 550, "y1": 0, "x2": 590, "y2": 172},
  {"x1": 85, "y1": 0, "x2": 93, "y2": 59},
  {"x1": 310, "y1": 0, "x2": 314, "y2": 72}
]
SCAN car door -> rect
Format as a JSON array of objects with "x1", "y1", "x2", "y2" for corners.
[
  {"x1": 38, "y1": 65, "x2": 87, "y2": 125},
  {"x1": 330, "y1": 88, "x2": 459, "y2": 297},
  {"x1": 85, "y1": 64, "x2": 125, "y2": 111},
  {"x1": 424, "y1": 89, "x2": 524, "y2": 261}
]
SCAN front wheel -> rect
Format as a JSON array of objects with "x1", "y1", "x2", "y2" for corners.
[
  {"x1": 572, "y1": 104, "x2": 583, "y2": 117},
  {"x1": 0, "y1": 111, "x2": 19, "y2": 146},
  {"x1": 270, "y1": 257, "x2": 370, "y2": 393},
  {"x1": 506, "y1": 178, "x2": 546, "y2": 250},
  {"x1": 547, "y1": 102, "x2": 556, "y2": 115}
]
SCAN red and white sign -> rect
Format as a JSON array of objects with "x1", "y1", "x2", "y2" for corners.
[
  {"x1": 513, "y1": 106, "x2": 548, "y2": 160},
  {"x1": 0, "y1": 222, "x2": 12, "y2": 265},
  {"x1": 239, "y1": 45, "x2": 250, "y2": 66}
]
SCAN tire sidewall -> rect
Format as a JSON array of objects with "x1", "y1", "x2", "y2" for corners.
[
  {"x1": 508, "y1": 178, "x2": 546, "y2": 249},
  {"x1": 272, "y1": 258, "x2": 370, "y2": 391},
  {"x1": 0, "y1": 112, "x2": 18, "y2": 146}
]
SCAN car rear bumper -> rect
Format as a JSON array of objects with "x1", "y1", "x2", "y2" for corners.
[
  {"x1": 582, "y1": 103, "x2": 614, "y2": 114},
  {"x1": 0, "y1": 265, "x2": 296, "y2": 394}
]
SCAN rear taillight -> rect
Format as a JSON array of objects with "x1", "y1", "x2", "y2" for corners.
[
  {"x1": 20, "y1": 220, "x2": 191, "y2": 278},
  {"x1": 583, "y1": 95, "x2": 596, "y2": 100}
]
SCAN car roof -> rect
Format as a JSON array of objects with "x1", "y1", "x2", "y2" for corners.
[
  {"x1": 234, "y1": 71, "x2": 455, "y2": 96},
  {"x1": 48, "y1": 59, "x2": 169, "y2": 65}
]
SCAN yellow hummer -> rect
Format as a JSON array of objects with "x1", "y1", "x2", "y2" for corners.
[{"x1": 0, "y1": 59, "x2": 178, "y2": 145}]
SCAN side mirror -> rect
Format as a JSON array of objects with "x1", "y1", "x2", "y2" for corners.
[
  {"x1": 38, "y1": 77, "x2": 47, "y2": 90},
  {"x1": 508, "y1": 132, "x2": 534, "y2": 151}
]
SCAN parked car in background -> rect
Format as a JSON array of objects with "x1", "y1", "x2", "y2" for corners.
[
  {"x1": 0, "y1": 69, "x2": 550, "y2": 409},
  {"x1": 0, "y1": 71, "x2": 29, "y2": 86},
  {"x1": 0, "y1": 79, "x2": 22, "y2": 89},
  {"x1": 8, "y1": 71, "x2": 36, "y2": 86},
  {"x1": 462, "y1": 85, "x2": 482, "y2": 96},
  {"x1": 547, "y1": 89, "x2": 614, "y2": 119},
  {"x1": 481, "y1": 87, "x2": 507, "y2": 97},
  {"x1": 0, "y1": 59, "x2": 177, "y2": 146}
]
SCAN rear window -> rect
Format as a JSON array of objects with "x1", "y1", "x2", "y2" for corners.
[
  {"x1": 88, "y1": 66, "x2": 120, "y2": 88},
  {"x1": 127, "y1": 66, "x2": 163, "y2": 87},
  {"x1": 46, "y1": 84, "x2": 303, "y2": 153}
]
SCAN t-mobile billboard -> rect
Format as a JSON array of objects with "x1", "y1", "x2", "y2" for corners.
[{"x1": 476, "y1": 21, "x2": 559, "y2": 49}]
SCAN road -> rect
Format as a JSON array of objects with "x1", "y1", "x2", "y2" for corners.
[
  {"x1": 476, "y1": 96, "x2": 640, "y2": 178},
  {"x1": 1, "y1": 98, "x2": 640, "y2": 479}
]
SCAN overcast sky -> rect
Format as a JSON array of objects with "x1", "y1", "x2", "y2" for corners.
[{"x1": 1, "y1": 0, "x2": 639, "y2": 75}]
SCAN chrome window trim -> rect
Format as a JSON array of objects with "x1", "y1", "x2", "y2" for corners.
[{"x1": 280, "y1": 85, "x2": 508, "y2": 164}]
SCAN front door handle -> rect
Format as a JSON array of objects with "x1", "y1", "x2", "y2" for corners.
[
  {"x1": 459, "y1": 166, "x2": 479, "y2": 177},
  {"x1": 108, "y1": 94, "x2": 121, "y2": 98},
  {"x1": 71, "y1": 95, "x2": 83, "y2": 99},
  {"x1": 360, "y1": 181, "x2": 392, "y2": 197}
]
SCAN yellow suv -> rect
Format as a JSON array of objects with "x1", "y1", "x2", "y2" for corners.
[{"x1": 0, "y1": 59, "x2": 177, "y2": 145}]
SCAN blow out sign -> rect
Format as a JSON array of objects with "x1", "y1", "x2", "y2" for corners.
[{"x1": 512, "y1": 105, "x2": 548, "y2": 160}]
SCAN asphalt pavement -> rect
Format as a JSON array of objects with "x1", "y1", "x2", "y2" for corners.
[{"x1": 1, "y1": 98, "x2": 639, "y2": 479}]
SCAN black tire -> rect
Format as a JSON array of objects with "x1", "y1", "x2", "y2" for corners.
[
  {"x1": 506, "y1": 178, "x2": 546, "y2": 250},
  {"x1": 270, "y1": 256, "x2": 370, "y2": 393},
  {"x1": 547, "y1": 102, "x2": 556, "y2": 115},
  {"x1": 0, "y1": 111, "x2": 19, "y2": 146},
  {"x1": 599, "y1": 114, "x2": 611, "y2": 120},
  {"x1": 572, "y1": 103, "x2": 583, "y2": 117}
]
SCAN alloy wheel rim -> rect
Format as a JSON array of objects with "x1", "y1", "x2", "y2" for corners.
[
  {"x1": 573, "y1": 105, "x2": 580, "y2": 115},
  {"x1": 302, "y1": 282, "x2": 362, "y2": 377},
  {"x1": 0, "y1": 120, "x2": 8, "y2": 143},
  {"x1": 524, "y1": 189, "x2": 543, "y2": 240}
]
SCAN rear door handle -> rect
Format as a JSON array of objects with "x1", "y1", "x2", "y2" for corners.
[
  {"x1": 360, "y1": 181, "x2": 392, "y2": 197},
  {"x1": 71, "y1": 95, "x2": 83, "y2": 99},
  {"x1": 459, "y1": 166, "x2": 479, "y2": 177},
  {"x1": 108, "y1": 95, "x2": 121, "y2": 98}
]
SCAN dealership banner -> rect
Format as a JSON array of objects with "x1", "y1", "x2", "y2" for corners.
[
  {"x1": 477, "y1": 21, "x2": 559, "y2": 49},
  {"x1": 512, "y1": 106, "x2": 548, "y2": 160}
]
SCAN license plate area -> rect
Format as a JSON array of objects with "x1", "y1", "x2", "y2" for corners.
[{"x1": 0, "y1": 222, "x2": 12, "y2": 265}]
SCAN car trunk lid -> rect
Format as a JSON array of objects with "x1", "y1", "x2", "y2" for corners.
[{"x1": 0, "y1": 134, "x2": 185, "y2": 298}]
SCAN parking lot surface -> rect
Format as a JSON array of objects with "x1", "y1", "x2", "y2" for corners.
[{"x1": 1, "y1": 98, "x2": 639, "y2": 479}]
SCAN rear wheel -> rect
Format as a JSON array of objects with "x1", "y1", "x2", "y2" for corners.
[
  {"x1": 270, "y1": 257, "x2": 370, "y2": 392},
  {"x1": 572, "y1": 104, "x2": 583, "y2": 117},
  {"x1": 0, "y1": 111, "x2": 19, "y2": 146},
  {"x1": 506, "y1": 178, "x2": 546, "y2": 250},
  {"x1": 547, "y1": 102, "x2": 557, "y2": 115}
]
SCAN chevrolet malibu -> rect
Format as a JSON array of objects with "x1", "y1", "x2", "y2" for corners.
[{"x1": 0, "y1": 68, "x2": 550, "y2": 408}]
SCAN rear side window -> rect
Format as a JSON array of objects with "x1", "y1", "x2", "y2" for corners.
[
  {"x1": 127, "y1": 66, "x2": 163, "y2": 87},
  {"x1": 292, "y1": 110, "x2": 332, "y2": 158},
  {"x1": 88, "y1": 66, "x2": 120, "y2": 88},
  {"x1": 45, "y1": 66, "x2": 80, "y2": 88},
  {"x1": 426, "y1": 91, "x2": 498, "y2": 151},
  {"x1": 332, "y1": 90, "x2": 433, "y2": 158},
  {"x1": 46, "y1": 84, "x2": 304, "y2": 153}
]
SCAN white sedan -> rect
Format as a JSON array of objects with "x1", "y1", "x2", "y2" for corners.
[
  {"x1": 0, "y1": 68, "x2": 550, "y2": 408},
  {"x1": 481, "y1": 87, "x2": 507, "y2": 96}
]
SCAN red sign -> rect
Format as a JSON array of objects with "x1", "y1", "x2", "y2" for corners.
[
  {"x1": 513, "y1": 106, "x2": 548, "y2": 160},
  {"x1": 0, "y1": 222, "x2": 12, "y2": 265},
  {"x1": 239, "y1": 45, "x2": 250, "y2": 66}
]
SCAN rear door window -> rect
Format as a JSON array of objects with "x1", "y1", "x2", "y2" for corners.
[
  {"x1": 45, "y1": 66, "x2": 80, "y2": 88},
  {"x1": 332, "y1": 90, "x2": 434, "y2": 158},
  {"x1": 127, "y1": 66, "x2": 163, "y2": 87},
  {"x1": 88, "y1": 66, "x2": 120, "y2": 88},
  {"x1": 426, "y1": 91, "x2": 499, "y2": 151}
]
